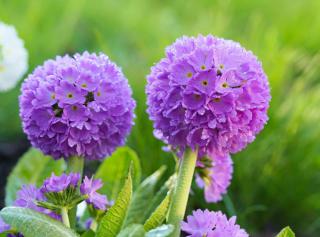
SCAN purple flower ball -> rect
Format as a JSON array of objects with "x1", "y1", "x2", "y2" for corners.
[
  {"x1": 19, "y1": 52, "x2": 136, "y2": 160},
  {"x1": 14, "y1": 185, "x2": 60, "y2": 220},
  {"x1": 146, "y1": 35, "x2": 270, "y2": 157},
  {"x1": 41, "y1": 172, "x2": 80, "y2": 193},
  {"x1": 181, "y1": 209, "x2": 248, "y2": 237},
  {"x1": 196, "y1": 153, "x2": 233, "y2": 203},
  {"x1": 80, "y1": 176, "x2": 108, "y2": 211}
]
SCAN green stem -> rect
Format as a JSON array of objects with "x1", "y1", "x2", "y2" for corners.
[
  {"x1": 66, "y1": 156, "x2": 85, "y2": 229},
  {"x1": 61, "y1": 207, "x2": 70, "y2": 228},
  {"x1": 67, "y1": 156, "x2": 85, "y2": 174},
  {"x1": 167, "y1": 148, "x2": 198, "y2": 237}
]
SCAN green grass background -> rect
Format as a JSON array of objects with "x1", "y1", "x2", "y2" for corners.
[{"x1": 0, "y1": 0, "x2": 320, "y2": 236}]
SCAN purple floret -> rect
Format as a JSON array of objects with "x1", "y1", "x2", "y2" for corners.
[
  {"x1": 181, "y1": 209, "x2": 249, "y2": 237},
  {"x1": 146, "y1": 35, "x2": 270, "y2": 157},
  {"x1": 0, "y1": 217, "x2": 10, "y2": 233},
  {"x1": 196, "y1": 153, "x2": 233, "y2": 203},
  {"x1": 19, "y1": 52, "x2": 136, "y2": 160},
  {"x1": 41, "y1": 172, "x2": 80, "y2": 193},
  {"x1": 80, "y1": 176, "x2": 108, "y2": 211},
  {"x1": 14, "y1": 184, "x2": 60, "y2": 221}
]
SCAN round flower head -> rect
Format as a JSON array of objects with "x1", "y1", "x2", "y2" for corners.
[
  {"x1": 0, "y1": 21, "x2": 28, "y2": 91},
  {"x1": 146, "y1": 35, "x2": 270, "y2": 157},
  {"x1": 181, "y1": 209, "x2": 248, "y2": 237},
  {"x1": 196, "y1": 153, "x2": 233, "y2": 203},
  {"x1": 19, "y1": 52, "x2": 135, "y2": 160}
]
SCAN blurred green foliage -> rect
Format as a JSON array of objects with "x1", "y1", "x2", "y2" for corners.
[{"x1": 0, "y1": 0, "x2": 319, "y2": 236}]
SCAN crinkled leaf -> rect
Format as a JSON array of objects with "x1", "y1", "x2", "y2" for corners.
[
  {"x1": 276, "y1": 226, "x2": 295, "y2": 237},
  {"x1": 124, "y1": 166, "x2": 166, "y2": 227},
  {"x1": 144, "y1": 193, "x2": 171, "y2": 231},
  {"x1": 96, "y1": 147, "x2": 141, "y2": 200},
  {"x1": 145, "y1": 225, "x2": 174, "y2": 237},
  {"x1": 144, "y1": 174, "x2": 176, "y2": 221},
  {"x1": 5, "y1": 148, "x2": 65, "y2": 206},
  {"x1": 96, "y1": 169, "x2": 132, "y2": 237},
  {"x1": 0, "y1": 207, "x2": 79, "y2": 237},
  {"x1": 117, "y1": 224, "x2": 145, "y2": 237}
]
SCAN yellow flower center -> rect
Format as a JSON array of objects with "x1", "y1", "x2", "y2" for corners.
[
  {"x1": 200, "y1": 65, "x2": 206, "y2": 70},
  {"x1": 202, "y1": 80, "x2": 208, "y2": 86},
  {"x1": 72, "y1": 105, "x2": 78, "y2": 111},
  {"x1": 222, "y1": 82, "x2": 228, "y2": 88},
  {"x1": 186, "y1": 72, "x2": 193, "y2": 78},
  {"x1": 193, "y1": 94, "x2": 201, "y2": 100},
  {"x1": 67, "y1": 93, "x2": 73, "y2": 98},
  {"x1": 212, "y1": 98, "x2": 221, "y2": 103}
]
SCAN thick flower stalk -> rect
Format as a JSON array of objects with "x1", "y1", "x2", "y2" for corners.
[
  {"x1": 196, "y1": 153, "x2": 233, "y2": 203},
  {"x1": 181, "y1": 209, "x2": 248, "y2": 237},
  {"x1": 0, "y1": 21, "x2": 28, "y2": 91},
  {"x1": 146, "y1": 35, "x2": 270, "y2": 236},
  {"x1": 19, "y1": 52, "x2": 135, "y2": 160},
  {"x1": 146, "y1": 35, "x2": 270, "y2": 157}
]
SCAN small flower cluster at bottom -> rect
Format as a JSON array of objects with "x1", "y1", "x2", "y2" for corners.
[
  {"x1": 181, "y1": 209, "x2": 249, "y2": 237},
  {"x1": 0, "y1": 172, "x2": 110, "y2": 236}
]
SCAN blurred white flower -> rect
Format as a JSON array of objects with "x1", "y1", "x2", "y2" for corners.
[{"x1": 0, "y1": 21, "x2": 28, "y2": 91}]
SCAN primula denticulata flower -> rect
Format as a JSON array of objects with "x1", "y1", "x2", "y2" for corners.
[
  {"x1": 181, "y1": 209, "x2": 249, "y2": 237},
  {"x1": 0, "y1": 21, "x2": 28, "y2": 91},
  {"x1": 146, "y1": 35, "x2": 270, "y2": 158},
  {"x1": 19, "y1": 52, "x2": 135, "y2": 160}
]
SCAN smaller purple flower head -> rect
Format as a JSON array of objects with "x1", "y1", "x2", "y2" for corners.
[
  {"x1": 80, "y1": 176, "x2": 108, "y2": 211},
  {"x1": 41, "y1": 172, "x2": 80, "y2": 193},
  {"x1": 0, "y1": 217, "x2": 10, "y2": 233},
  {"x1": 19, "y1": 52, "x2": 136, "y2": 160},
  {"x1": 14, "y1": 184, "x2": 60, "y2": 220},
  {"x1": 181, "y1": 209, "x2": 248, "y2": 237},
  {"x1": 196, "y1": 153, "x2": 233, "y2": 203},
  {"x1": 146, "y1": 35, "x2": 270, "y2": 157}
]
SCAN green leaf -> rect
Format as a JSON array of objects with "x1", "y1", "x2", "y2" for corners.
[
  {"x1": 117, "y1": 224, "x2": 145, "y2": 237},
  {"x1": 276, "y1": 226, "x2": 295, "y2": 237},
  {"x1": 0, "y1": 207, "x2": 79, "y2": 237},
  {"x1": 144, "y1": 175, "x2": 176, "y2": 222},
  {"x1": 124, "y1": 166, "x2": 166, "y2": 227},
  {"x1": 145, "y1": 225, "x2": 174, "y2": 237},
  {"x1": 96, "y1": 169, "x2": 133, "y2": 237},
  {"x1": 81, "y1": 230, "x2": 95, "y2": 237},
  {"x1": 144, "y1": 193, "x2": 171, "y2": 231},
  {"x1": 96, "y1": 146, "x2": 141, "y2": 200},
  {"x1": 5, "y1": 148, "x2": 65, "y2": 206}
]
